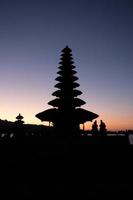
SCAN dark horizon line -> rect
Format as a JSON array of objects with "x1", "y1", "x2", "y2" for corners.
[{"x1": 0, "y1": 118, "x2": 133, "y2": 133}]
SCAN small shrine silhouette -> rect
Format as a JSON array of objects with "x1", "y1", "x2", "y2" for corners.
[
  {"x1": 15, "y1": 113, "x2": 24, "y2": 125},
  {"x1": 14, "y1": 113, "x2": 25, "y2": 137},
  {"x1": 36, "y1": 46, "x2": 98, "y2": 135}
]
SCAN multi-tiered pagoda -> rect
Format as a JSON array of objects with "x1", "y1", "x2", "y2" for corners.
[{"x1": 36, "y1": 46, "x2": 98, "y2": 134}]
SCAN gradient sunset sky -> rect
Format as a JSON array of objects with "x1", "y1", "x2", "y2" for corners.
[{"x1": 0, "y1": 0, "x2": 133, "y2": 130}]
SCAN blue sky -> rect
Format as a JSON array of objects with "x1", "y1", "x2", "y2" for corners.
[{"x1": 0, "y1": 0, "x2": 133, "y2": 130}]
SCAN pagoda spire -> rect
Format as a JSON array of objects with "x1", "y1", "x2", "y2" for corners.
[
  {"x1": 36, "y1": 46, "x2": 99, "y2": 135},
  {"x1": 48, "y1": 46, "x2": 85, "y2": 110}
]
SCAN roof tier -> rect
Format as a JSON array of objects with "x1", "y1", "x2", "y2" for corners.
[
  {"x1": 48, "y1": 98, "x2": 86, "y2": 108},
  {"x1": 54, "y1": 82, "x2": 80, "y2": 89},
  {"x1": 57, "y1": 70, "x2": 77, "y2": 75},
  {"x1": 52, "y1": 89, "x2": 82, "y2": 97},
  {"x1": 58, "y1": 65, "x2": 75, "y2": 70},
  {"x1": 55, "y1": 75, "x2": 78, "y2": 82},
  {"x1": 36, "y1": 108, "x2": 98, "y2": 124}
]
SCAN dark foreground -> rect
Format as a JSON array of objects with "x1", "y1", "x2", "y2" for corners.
[{"x1": 0, "y1": 134, "x2": 132, "y2": 199}]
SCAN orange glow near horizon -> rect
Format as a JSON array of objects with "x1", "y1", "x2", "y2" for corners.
[
  {"x1": 83, "y1": 119, "x2": 133, "y2": 132},
  {"x1": 0, "y1": 69, "x2": 133, "y2": 131},
  {"x1": 0, "y1": 92, "x2": 133, "y2": 131},
  {"x1": 1, "y1": 110, "x2": 133, "y2": 131}
]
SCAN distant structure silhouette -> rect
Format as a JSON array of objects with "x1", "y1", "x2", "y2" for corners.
[
  {"x1": 36, "y1": 46, "x2": 98, "y2": 135},
  {"x1": 14, "y1": 113, "x2": 24, "y2": 137},
  {"x1": 15, "y1": 113, "x2": 24, "y2": 125}
]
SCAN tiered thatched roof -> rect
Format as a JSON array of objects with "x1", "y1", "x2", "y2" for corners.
[{"x1": 36, "y1": 46, "x2": 98, "y2": 132}]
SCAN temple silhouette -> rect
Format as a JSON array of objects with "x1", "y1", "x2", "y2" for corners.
[
  {"x1": 0, "y1": 47, "x2": 132, "y2": 199},
  {"x1": 36, "y1": 46, "x2": 98, "y2": 134}
]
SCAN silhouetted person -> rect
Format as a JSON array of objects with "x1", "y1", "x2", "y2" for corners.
[
  {"x1": 99, "y1": 120, "x2": 107, "y2": 136},
  {"x1": 91, "y1": 120, "x2": 98, "y2": 135}
]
